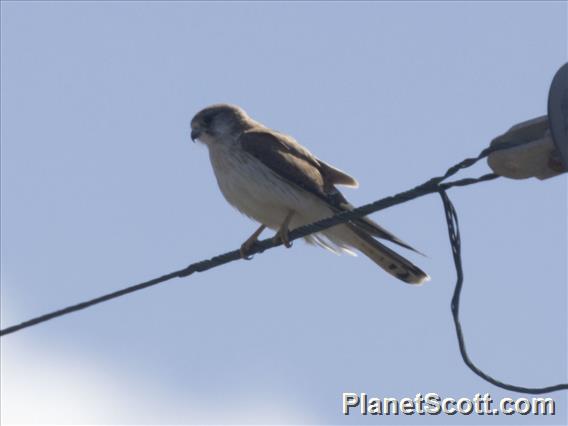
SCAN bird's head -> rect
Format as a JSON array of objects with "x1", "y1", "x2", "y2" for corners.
[{"x1": 191, "y1": 104, "x2": 253, "y2": 145}]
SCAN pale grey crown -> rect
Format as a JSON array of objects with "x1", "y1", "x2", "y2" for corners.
[{"x1": 191, "y1": 104, "x2": 254, "y2": 143}]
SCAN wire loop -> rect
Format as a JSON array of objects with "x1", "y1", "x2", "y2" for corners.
[{"x1": 439, "y1": 189, "x2": 567, "y2": 394}]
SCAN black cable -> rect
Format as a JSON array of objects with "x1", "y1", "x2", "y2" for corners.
[
  {"x1": 1, "y1": 138, "x2": 566, "y2": 395},
  {"x1": 439, "y1": 189, "x2": 568, "y2": 394},
  {"x1": 0, "y1": 173, "x2": 497, "y2": 337}
]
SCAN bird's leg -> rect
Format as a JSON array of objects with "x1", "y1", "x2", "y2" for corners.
[
  {"x1": 274, "y1": 211, "x2": 295, "y2": 248},
  {"x1": 240, "y1": 224, "x2": 266, "y2": 260}
]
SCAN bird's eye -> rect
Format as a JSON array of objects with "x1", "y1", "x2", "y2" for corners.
[{"x1": 202, "y1": 115, "x2": 213, "y2": 127}]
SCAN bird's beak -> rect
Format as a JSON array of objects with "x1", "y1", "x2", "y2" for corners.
[{"x1": 191, "y1": 128, "x2": 202, "y2": 142}]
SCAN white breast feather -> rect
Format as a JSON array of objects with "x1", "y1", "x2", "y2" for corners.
[{"x1": 208, "y1": 142, "x2": 357, "y2": 255}]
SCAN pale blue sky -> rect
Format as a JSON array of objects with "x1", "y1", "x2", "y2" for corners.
[{"x1": 1, "y1": 1, "x2": 567, "y2": 424}]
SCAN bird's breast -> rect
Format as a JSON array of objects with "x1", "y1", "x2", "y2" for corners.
[{"x1": 207, "y1": 144, "x2": 323, "y2": 229}]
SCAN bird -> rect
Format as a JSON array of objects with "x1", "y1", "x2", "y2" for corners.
[{"x1": 190, "y1": 104, "x2": 429, "y2": 284}]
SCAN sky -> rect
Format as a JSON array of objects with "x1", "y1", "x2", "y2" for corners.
[{"x1": 1, "y1": 1, "x2": 567, "y2": 425}]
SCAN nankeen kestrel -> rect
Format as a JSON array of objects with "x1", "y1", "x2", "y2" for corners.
[{"x1": 191, "y1": 104, "x2": 429, "y2": 284}]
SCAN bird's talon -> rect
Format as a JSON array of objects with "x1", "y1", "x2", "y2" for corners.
[
  {"x1": 240, "y1": 250, "x2": 254, "y2": 260},
  {"x1": 239, "y1": 224, "x2": 267, "y2": 260},
  {"x1": 274, "y1": 232, "x2": 293, "y2": 248},
  {"x1": 283, "y1": 236, "x2": 293, "y2": 248},
  {"x1": 240, "y1": 243, "x2": 255, "y2": 260}
]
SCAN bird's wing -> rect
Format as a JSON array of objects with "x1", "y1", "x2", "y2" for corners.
[
  {"x1": 341, "y1": 203, "x2": 425, "y2": 255},
  {"x1": 318, "y1": 160, "x2": 359, "y2": 188},
  {"x1": 239, "y1": 129, "x2": 350, "y2": 208},
  {"x1": 239, "y1": 129, "x2": 422, "y2": 254}
]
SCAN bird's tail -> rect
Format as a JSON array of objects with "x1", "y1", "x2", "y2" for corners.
[{"x1": 343, "y1": 224, "x2": 430, "y2": 285}]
